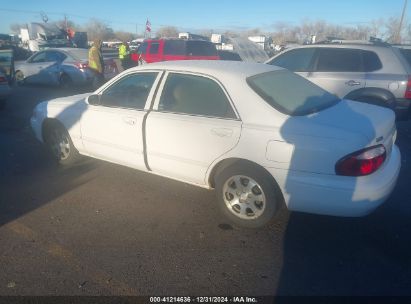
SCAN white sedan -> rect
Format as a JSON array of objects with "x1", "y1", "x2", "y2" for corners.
[{"x1": 31, "y1": 61, "x2": 401, "y2": 228}]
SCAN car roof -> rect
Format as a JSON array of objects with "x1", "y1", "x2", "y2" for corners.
[
  {"x1": 134, "y1": 60, "x2": 281, "y2": 78},
  {"x1": 282, "y1": 43, "x2": 391, "y2": 52},
  {"x1": 37, "y1": 48, "x2": 77, "y2": 52}
]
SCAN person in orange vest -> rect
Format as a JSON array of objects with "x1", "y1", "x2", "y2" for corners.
[{"x1": 88, "y1": 39, "x2": 105, "y2": 87}]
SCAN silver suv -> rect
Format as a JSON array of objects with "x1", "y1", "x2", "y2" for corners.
[{"x1": 266, "y1": 43, "x2": 411, "y2": 120}]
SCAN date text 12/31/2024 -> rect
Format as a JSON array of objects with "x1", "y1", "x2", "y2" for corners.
[{"x1": 149, "y1": 297, "x2": 259, "y2": 303}]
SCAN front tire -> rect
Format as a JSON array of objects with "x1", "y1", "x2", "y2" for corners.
[
  {"x1": 15, "y1": 70, "x2": 25, "y2": 86},
  {"x1": 44, "y1": 123, "x2": 80, "y2": 166},
  {"x1": 215, "y1": 163, "x2": 283, "y2": 228}
]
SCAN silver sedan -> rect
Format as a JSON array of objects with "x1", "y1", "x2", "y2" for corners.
[{"x1": 15, "y1": 48, "x2": 118, "y2": 88}]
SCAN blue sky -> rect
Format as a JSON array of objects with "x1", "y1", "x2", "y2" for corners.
[{"x1": 0, "y1": 0, "x2": 408, "y2": 34}]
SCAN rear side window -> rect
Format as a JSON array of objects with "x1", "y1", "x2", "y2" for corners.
[
  {"x1": 149, "y1": 42, "x2": 160, "y2": 54},
  {"x1": 186, "y1": 41, "x2": 217, "y2": 56},
  {"x1": 158, "y1": 73, "x2": 236, "y2": 119},
  {"x1": 247, "y1": 70, "x2": 340, "y2": 116},
  {"x1": 316, "y1": 48, "x2": 362, "y2": 72},
  {"x1": 46, "y1": 51, "x2": 66, "y2": 62},
  {"x1": 268, "y1": 48, "x2": 316, "y2": 72},
  {"x1": 164, "y1": 40, "x2": 186, "y2": 55},
  {"x1": 362, "y1": 51, "x2": 382, "y2": 72},
  {"x1": 399, "y1": 49, "x2": 411, "y2": 67}
]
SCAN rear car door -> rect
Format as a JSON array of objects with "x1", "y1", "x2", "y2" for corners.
[
  {"x1": 147, "y1": 41, "x2": 161, "y2": 62},
  {"x1": 145, "y1": 72, "x2": 242, "y2": 185},
  {"x1": 80, "y1": 71, "x2": 162, "y2": 170},
  {"x1": 43, "y1": 51, "x2": 66, "y2": 84},
  {"x1": 308, "y1": 48, "x2": 366, "y2": 98}
]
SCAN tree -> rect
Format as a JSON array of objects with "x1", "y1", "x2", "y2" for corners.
[
  {"x1": 156, "y1": 26, "x2": 178, "y2": 38},
  {"x1": 114, "y1": 31, "x2": 134, "y2": 42},
  {"x1": 84, "y1": 18, "x2": 114, "y2": 41},
  {"x1": 51, "y1": 19, "x2": 78, "y2": 31}
]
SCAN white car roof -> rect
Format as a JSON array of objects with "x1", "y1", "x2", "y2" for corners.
[{"x1": 134, "y1": 60, "x2": 282, "y2": 79}]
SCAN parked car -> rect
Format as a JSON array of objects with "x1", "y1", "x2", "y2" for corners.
[
  {"x1": 266, "y1": 42, "x2": 411, "y2": 120},
  {"x1": 30, "y1": 61, "x2": 400, "y2": 228},
  {"x1": 0, "y1": 70, "x2": 11, "y2": 109},
  {"x1": 131, "y1": 39, "x2": 219, "y2": 64},
  {"x1": 0, "y1": 48, "x2": 14, "y2": 109},
  {"x1": 15, "y1": 48, "x2": 118, "y2": 88}
]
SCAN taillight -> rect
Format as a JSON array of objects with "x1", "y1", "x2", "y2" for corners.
[
  {"x1": 405, "y1": 76, "x2": 411, "y2": 99},
  {"x1": 335, "y1": 145, "x2": 386, "y2": 176}
]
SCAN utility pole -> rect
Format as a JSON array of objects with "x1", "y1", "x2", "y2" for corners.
[
  {"x1": 397, "y1": 0, "x2": 408, "y2": 43},
  {"x1": 64, "y1": 14, "x2": 68, "y2": 32}
]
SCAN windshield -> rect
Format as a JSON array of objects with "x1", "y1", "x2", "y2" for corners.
[{"x1": 247, "y1": 70, "x2": 340, "y2": 116}]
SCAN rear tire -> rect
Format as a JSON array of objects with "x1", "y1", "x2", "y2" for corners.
[
  {"x1": 215, "y1": 163, "x2": 284, "y2": 228},
  {"x1": 44, "y1": 122, "x2": 80, "y2": 166}
]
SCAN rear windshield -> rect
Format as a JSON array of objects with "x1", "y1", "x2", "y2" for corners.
[
  {"x1": 247, "y1": 70, "x2": 340, "y2": 116},
  {"x1": 65, "y1": 49, "x2": 89, "y2": 60}
]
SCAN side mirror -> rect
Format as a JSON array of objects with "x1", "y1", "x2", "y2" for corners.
[{"x1": 87, "y1": 94, "x2": 100, "y2": 105}]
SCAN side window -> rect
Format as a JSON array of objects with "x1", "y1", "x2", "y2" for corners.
[
  {"x1": 29, "y1": 52, "x2": 47, "y2": 63},
  {"x1": 268, "y1": 48, "x2": 316, "y2": 72},
  {"x1": 100, "y1": 72, "x2": 158, "y2": 109},
  {"x1": 149, "y1": 42, "x2": 160, "y2": 54},
  {"x1": 164, "y1": 40, "x2": 185, "y2": 55},
  {"x1": 137, "y1": 42, "x2": 148, "y2": 55},
  {"x1": 158, "y1": 73, "x2": 236, "y2": 119},
  {"x1": 316, "y1": 48, "x2": 362, "y2": 72},
  {"x1": 46, "y1": 51, "x2": 66, "y2": 62},
  {"x1": 186, "y1": 41, "x2": 218, "y2": 56},
  {"x1": 362, "y1": 51, "x2": 382, "y2": 72}
]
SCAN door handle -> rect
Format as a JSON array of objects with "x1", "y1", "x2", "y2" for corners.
[
  {"x1": 211, "y1": 128, "x2": 233, "y2": 137},
  {"x1": 345, "y1": 80, "x2": 361, "y2": 86},
  {"x1": 123, "y1": 117, "x2": 136, "y2": 125}
]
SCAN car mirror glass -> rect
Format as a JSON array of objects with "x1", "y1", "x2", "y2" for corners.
[{"x1": 87, "y1": 94, "x2": 100, "y2": 105}]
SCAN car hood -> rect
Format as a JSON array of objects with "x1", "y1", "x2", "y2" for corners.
[{"x1": 46, "y1": 93, "x2": 90, "y2": 108}]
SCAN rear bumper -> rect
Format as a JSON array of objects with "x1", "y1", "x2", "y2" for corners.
[{"x1": 266, "y1": 145, "x2": 401, "y2": 217}]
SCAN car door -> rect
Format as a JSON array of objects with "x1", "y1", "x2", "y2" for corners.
[
  {"x1": 145, "y1": 72, "x2": 242, "y2": 186},
  {"x1": 22, "y1": 51, "x2": 48, "y2": 83},
  {"x1": 42, "y1": 51, "x2": 66, "y2": 84},
  {"x1": 80, "y1": 71, "x2": 162, "y2": 170},
  {"x1": 307, "y1": 48, "x2": 366, "y2": 98}
]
